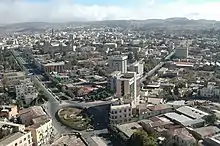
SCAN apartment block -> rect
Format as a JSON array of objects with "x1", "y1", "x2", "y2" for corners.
[
  {"x1": 109, "y1": 104, "x2": 132, "y2": 124},
  {"x1": 15, "y1": 78, "x2": 38, "y2": 105},
  {"x1": 26, "y1": 119, "x2": 53, "y2": 146},
  {"x1": 0, "y1": 121, "x2": 33, "y2": 146},
  {"x1": 108, "y1": 55, "x2": 128, "y2": 73},
  {"x1": 3, "y1": 72, "x2": 26, "y2": 86}
]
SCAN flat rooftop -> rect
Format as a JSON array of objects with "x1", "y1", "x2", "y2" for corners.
[
  {"x1": 0, "y1": 132, "x2": 26, "y2": 146},
  {"x1": 117, "y1": 122, "x2": 142, "y2": 138},
  {"x1": 194, "y1": 126, "x2": 220, "y2": 138},
  {"x1": 51, "y1": 134, "x2": 86, "y2": 146},
  {"x1": 148, "y1": 104, "x2": 172, "y2": 111},
  {"x1": 176, "y1": 106, "x2": 209, "y2": 119},
  {"x1": 44, "y1": 61, "x2": 65, "y2": 67},
  {"x1": 91, "y1": 136, "x2": 107, "y2": 146},
  {"x1": 109, "y1": 55, "x2": 128, "y2": 61},
  {"x1": 164, "y1": 112, "x2": 193, "y2": 123}
]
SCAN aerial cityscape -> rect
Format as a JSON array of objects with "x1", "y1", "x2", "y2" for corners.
[{"x1": 1, "y1": 0, "x2": 220, "y2": 146}]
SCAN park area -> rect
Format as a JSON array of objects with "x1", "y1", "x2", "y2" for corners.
[{"x1": 57, "y1": 107, "x2": 91, "y2": 131}]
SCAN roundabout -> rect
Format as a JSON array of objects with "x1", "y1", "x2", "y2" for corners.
[{"x1": 57, "y1": 107, "x2": 91, "y2": 131}]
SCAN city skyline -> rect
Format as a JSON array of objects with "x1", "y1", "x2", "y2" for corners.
[{"x1": 1, "y1": 0, "x2": 220, "y2": 23}]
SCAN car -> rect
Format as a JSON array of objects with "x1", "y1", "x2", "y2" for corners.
[{"x1": 86, "y1": 128, "x2": 94, "y2": 132}]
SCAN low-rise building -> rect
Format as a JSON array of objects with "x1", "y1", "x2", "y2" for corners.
[
  {"x1": 18, "y1": 106, "x2": 48, "y2": 126},
  {"x1": 199, "y1": 85, "x2": 220, "y2": 98},
  {"x1": 3, "y1": 72, "x2": 26, "y2": 86},
  {"x1": 167, "y1": 127, "x2": 197, "y2": 146},
  {"x1": 109, "y1": 103, "x2": 132, "y2": 124},
  {"x1": 164, "y1": 112, "x2": 205, "y2": 128},
  {"x1": 15, "y1": 78, "x2": 38, "y2": 105},
  {"x1": 205, "y1": 133, "x2": 220, "y2": 146},
  {"x1": 0, "y1": 105, "x2": 18, "y2": 119},
  {"x1": 43, "y1": 61, "x2": 65, "y2": 73},
  {"x1": 0, "y1": 120, "x2": 33, "y2": 146},
  {"x1": 139, "y1": 104, "x2": 174, "y2": 119},
  {"x1": 190, "y1": 126, "x2": 220, "y2": 140},
  {"x1": 51, "y1": 134, "x2": 86, "y2": 146},
  {"x1": 176, "y1": 106, "x2": 209, "y2": 120},
  {"x1": 116, "y1": 122, "x2": 142, "y2": 139}
]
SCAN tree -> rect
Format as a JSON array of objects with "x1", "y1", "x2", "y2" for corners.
[
  {"x1": 206, "y1": 114, "x2": 217, "y2": 124},
  {"x1": 128, "y1": 130, "x2": 157, "y2": 146},
  {"x1": 173, "y1": 86, "x2": 179, "y2": 96}
]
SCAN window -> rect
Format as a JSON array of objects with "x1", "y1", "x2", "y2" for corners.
[
  {"x1": 124, "y1": 109, "x2": 127, "y2": 112},
  {"x1": 24, "y1": 138, "x2": 26, "y2": 141},
  {"x1": 20, "y1": 140, "x2": 22, "y2": 144},
  {"x1": 15, "y1": 143, "x2": 18, "y2": 146}
]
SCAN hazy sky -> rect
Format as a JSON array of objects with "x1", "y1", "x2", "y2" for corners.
[{"x1": 1, "y1": 0, "x2": 220, "y2": 23}]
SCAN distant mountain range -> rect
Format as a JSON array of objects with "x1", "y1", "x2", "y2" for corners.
[{"x1": 0, "y1": 17, "x2": 220, "y2": 33}]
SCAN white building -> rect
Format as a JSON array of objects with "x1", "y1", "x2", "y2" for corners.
[
  {"x1": 104, "y1": 43, "x2": 117, "y2": 49},
  {"x1": 109, "y1": 103, "x2": 132, "y2": 124},
  {"x1": 109, "y1": 71, "x2": 121, "y2": 93},
  {"x1": 199, "y1": 85, "x2": 220, "y2": 98},
  {"x1": 128, "y1": 61, "x2": 144, "y2": 79},
  {"x1": 26, "y1": 119, "x2": 53, "y2": 146},
  {"x1": 116, "y1": 72, "x2": 138, "y2": 107},
  {"x1": 15, "y1": 78, "x2": 38, "y2": 105},
  {"x1": 108, "y1": 55, "x2": 128, "y2": 73},
  {"x1": 3, "y1": 72, "x2": 26, "y2": 86}
]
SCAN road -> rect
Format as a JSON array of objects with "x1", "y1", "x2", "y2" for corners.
[
  {"x1": 140, "y1": 51, "x2": 175, "y2": 83},
  {"x1": 11, "y1": 49, "x2": 112, "y2": 143}
]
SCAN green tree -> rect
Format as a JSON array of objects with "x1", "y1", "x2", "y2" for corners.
[
  {"x1": 128, "y1": 130, "x2": 157, "y2": 146},
  {"x1": 206, "y1": 114, "x2": 217, "y2": 124},
  {"x1": 173, "y1": 86, "x2": 179, "y2": 96}
]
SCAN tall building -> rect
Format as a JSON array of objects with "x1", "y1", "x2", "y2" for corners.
[
  {"x1": 128, "y1": 61, "x2": 144, "y2": 79},
  {"x1": 108, "y1": 55, "x2": 128, "y2": 73},
  {"x1": 109, "y1": 71, "x2": 121, "y2": 93},
  {"x1": 175, "y1": 46, "x2": 189, "y2": 59},
  {"x1": 116, "y1": 72, "x2": 138, "y2": 107}
]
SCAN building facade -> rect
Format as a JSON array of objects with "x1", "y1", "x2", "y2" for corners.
[
  {"x1": 108, "y1": 55, "x2": 128, "y2": 73},
  {"x1": 26, "y1": 119, "x2": 53, "y2": 146},
  {"x1": 0, "y1": 121, "x2": 33, "y2": 146},
  {"x1": 3, "y1": 72, "x2": 26, "y2": 86},
  {"x1": 43, "y1": 61, "x2": 65, "y2": 73},
  {"x1": 0, "y1": 105, "x2": 18, "y2": 119},
  {"x1": 116, "y1": 72, "x2": 138, "y2": 107},
  {"x1": 15, "y1": 79, "x2": 38, "y2": 105},
  {"x1": 175, "y1": 47, "x2": 188, "y2": 59},
  {"x1": 109, "y1": 104, "x2": 132, "y2": 124}
]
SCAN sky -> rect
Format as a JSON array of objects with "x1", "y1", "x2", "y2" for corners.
[{"x1": 1, "y1": 0, "x2": 220, "y2": 23}]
